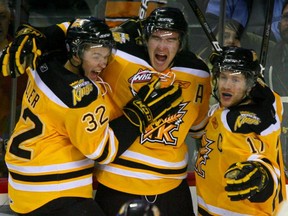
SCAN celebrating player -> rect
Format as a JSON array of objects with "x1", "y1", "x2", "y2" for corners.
[
  {"x1": 3, "y1": 17, "x2": 182, "y2": 216},
  {"x1": 1, "y1": 7, "x2": 211, "y2": 215},
  {"x1": 195, "y1": 46, "x2": 287, "y2": 215}
]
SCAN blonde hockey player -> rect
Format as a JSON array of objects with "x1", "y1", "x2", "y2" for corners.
[{"x1": 195, "y1": 46, "x2": 287, "y2": 215}]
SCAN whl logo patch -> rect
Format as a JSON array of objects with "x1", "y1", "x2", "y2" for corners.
[{"x1": 128, "y1": 69, "x2": 153, "y2": 83}]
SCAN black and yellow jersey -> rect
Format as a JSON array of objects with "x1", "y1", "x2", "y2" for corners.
[
  {"x1": 9, "y1": 22, "x2": 211, "y2": 198},
  {"x1": 95, "y1": 41, "x2": 212, "y2": 195},
  {"x1": 195, "y1": 90, "x2": 287, "y2": 215},
  {"x1": 5, "y1": 54, "x2": 137, "y2": 214}
]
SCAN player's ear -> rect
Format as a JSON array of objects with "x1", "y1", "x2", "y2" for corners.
[{"x1": 71, "y1": 54, "x2": 81, "y2": 66}]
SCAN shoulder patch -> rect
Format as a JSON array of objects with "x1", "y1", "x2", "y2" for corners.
[
  {"x1": 70, "y1": 79, "x2": 94, "y2": 106},
  {"x1": 226, "y1": 104, "x2": 276, "y2": 134},
  {"x1": 37, "y1": 58, "x2": 99, "y2": 108}
]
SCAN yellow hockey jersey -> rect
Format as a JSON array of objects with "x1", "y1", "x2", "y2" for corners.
[
  {"x1": 5, "y1": 54, "x2": 138, "y2": 214},
  {"x1": 8, "y1": 22, "x2": 211, "y2": 200},
  {"x1": 96, "y1": 42, "x2": 212, "y2": 195},
  {"x1": 195, "y1": 89, "x2": 287, "y2": 215}
]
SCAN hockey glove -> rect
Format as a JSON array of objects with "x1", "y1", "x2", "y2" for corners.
[
  {"x1": 209, "y1": 51, "x2": 221, "y2": 66},
  {"x1": 1, "y1": 24, "x2": 45, "y2": 78},
  {"x1": 224, "y1": 161, "x2": 270, "y2": 201},
  {"x1": 123, "y1": 79, "x2": 182, "y2": 133},
  {"x1": 250, "y1": 78, "x2": 275, "y2": 105},
  {"x1": 112, "y1": 17, "x2": 144, "y2": 45}
]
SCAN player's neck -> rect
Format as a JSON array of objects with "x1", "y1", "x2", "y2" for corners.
[{"x1": 64, "y1": 60, "x2": 80, "y2": 75}]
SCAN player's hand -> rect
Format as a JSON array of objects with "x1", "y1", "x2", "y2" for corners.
[
  {"x1": 123, "y1": 79, "x2": 182, "y2": 133},
  {"x1": 112, "y1": 17, "x2": 144, "y2": 45},
  {"x1": 209, "y1": 51, "x2": 221, "y2": 66},
  {"x1": 1, "y1": 24, "x2": 45, "y2": 78},
  {"x1": 250, "y1": 78, "x2": 275, "y2": 104},
  {"x1": 224, "y1": 161, "x2": 269, "y2": 201}
]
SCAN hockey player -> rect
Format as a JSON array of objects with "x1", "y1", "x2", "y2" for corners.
[
  {"x1": 94, "y1": 7, "x2": 211, "y2": 216},
  {"x1": 0, "y1": 7, "x2": 211, "y2": 216},
  {"x1": 2, "y1": 17, "x2": 182, "y2": 216},
  {"x1": 195, "y1": 46, "x2": 287, "y2": 215}
]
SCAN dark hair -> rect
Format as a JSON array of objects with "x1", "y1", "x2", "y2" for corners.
[{"x1": 214, "y1": 19, "x2": 244, "y2": 40}]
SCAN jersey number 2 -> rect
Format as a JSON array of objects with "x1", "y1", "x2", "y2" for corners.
[{"x1": 9, "y1": 107, "x2": 43, "y2": 160}]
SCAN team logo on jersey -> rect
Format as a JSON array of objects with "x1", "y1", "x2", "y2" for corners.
[
  {"x1": 194, "y1": 132, "x2": 214, "y2": 178},
  {"x1": 70, "y1": 79, "x2": 93, "y2": 106},
  {"x1": 128, "y1": 69, "x2": 153, "y2": 83},
  {"x1": 140, "y1": 102, "x2": 188, "y2": 145},
  {"x1": 129, "y1": 70, "x2": 192, "y2": 89},
  {"x1": 39, "y1": 63, "x2": 48, "y2": 72},
  {"x1": 234, "y1": 111, "x2": 260, "y2": 131}
]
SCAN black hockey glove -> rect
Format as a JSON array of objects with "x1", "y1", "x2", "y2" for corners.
[
  {"x1": 250, "y1": 78, "x2": 275, "y2": 106},
  {"x1": 123, "y1": 79, "x2": 182, "y2": 133},
  {"x1": 112, "y1": 17, "x2": 144, "y2": 45},
  {"x1": 209, "y1": 51, "x2": 221, "y2": 66},
  {"x1": 224, "y1": 161, "x2": 270, "y2": 201},
  {"x1": 1, "y1": 24, "x2": 45, "y2": 78}
]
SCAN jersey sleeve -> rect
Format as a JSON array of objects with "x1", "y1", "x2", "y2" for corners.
[
  {"x1": 32, "y1": 21, "x2": 69, "y2": 52},
  {"x1": 63, "y1": 95, "x2": 139, "y2": 164}
]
